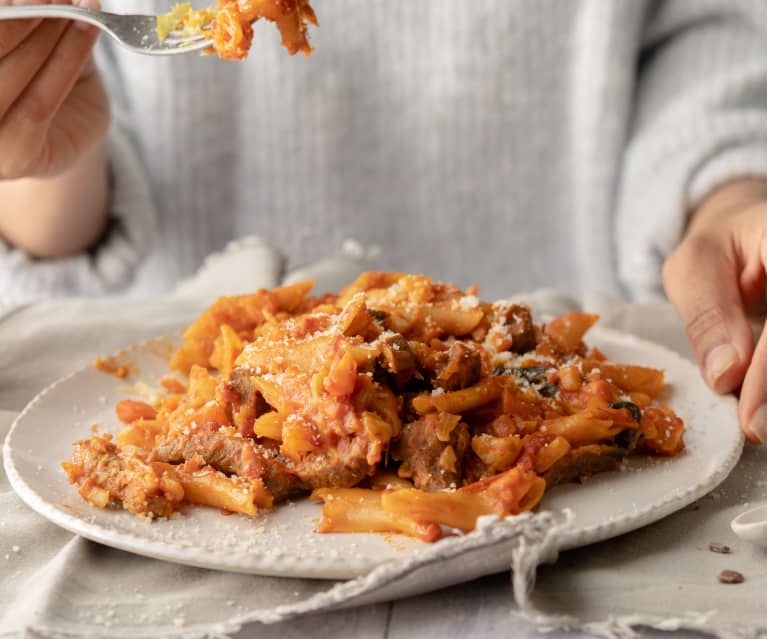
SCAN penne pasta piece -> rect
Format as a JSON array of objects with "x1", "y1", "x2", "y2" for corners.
[
  {"x1": 364, "y1": 383, "x2": 402, "y2": 438},
  {"x1": 337, "y1": 272, "x2": 406, "y2": 306},
  {"x1": 324, "y1": 350, "x2": 358, "y2": 397},
  {"x1": 115, "y1": 399, "x2": 156, "y2": 424},
  {"x1": 638, "y1": 405, "x2": 685, "y2": 456},
  {"x1": 425, "y1": 304, "x2": 485, "y2": 337},
  {"x1": 160, "y1": 375, "x2": 187, "y2": 395},
  {"x1": 470, "y1": 434, "x2": 523, "y2": 471},
  {"x1": 171, "y1": 281, "x2": 314, "y2": 373},
  {"x1": 252, "y1": 411, "x2": 284, "y2": 441},
  {"x1": 249, "y1": 376, "x2": 288, "y2": 414},
  {"x1": 348, "y1": 343, "x2": 382, "y2": 366},
  {"x1": 336, "y1": 295, "x2": 373, "y2": 337},
  {"x1": 363, "y1": 302, "x2": 484, "y2": 339},
  {"x1": 533, "y1": 436, "x2": 571, "y2": 473},
  {"x1": 235, "y1": 333, "x2": 335, "y2": 375},
  {"x1": 178, "y1": 464, "x2": 272, "y2": 515},
  {"x1": 312, "y1": 488, "x2": 442, "y2": 542},
  {"x1": 117, "y1": 419, "x2": 164, "y2": 451},
  {"x1": 542, "y1": 412, "x2": 628, "y2": 446},
  {"x1": 280, "y1": 416, "x2": 320, "y2": 463},
  {"x1": 381, "y1": 467, "x2": 545, "y2": 532},
  {"x1": 413, "y1": 378, "x2": 502, "y2": 415},
  {"x1": 271, "y1": 280, "x2": 315, "y2": 312},
  {"x1": 558, "y1": 365, "x2": 583, "y2": 392},
  {"x1": 186, "y1": 365, "x2": 220, "y2": 404},
  {"x1": 367, "y1": 472, "x2": 414, "y2": 490},
  {"x1": 581, "y1": 359, "x2": 665, "y2": 398},
  {"x1": 209, "y1": 324, "x2": 245, "y2": 378},
  {"x1": 361, "y1": 411, "x2": 396, "y2": 445},
  {"x1": 544, "y1": 313, "x2": 599, "y2": 354}
]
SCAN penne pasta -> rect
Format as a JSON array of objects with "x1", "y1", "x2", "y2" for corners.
[
  {"x1": 544, "y1": 313, "x2": 599, "y2": 354},
  {"x1": 311, "y1": 488, "x2": 441, "y2": 542},
  {"x1": 381, "y1": 467, "x2": 546, "y2": 532},
  {"x1": 412, "y1": 378, "x2": 502, "y2": 415},
  {"x1": 178, "y1": 465, "x2": 272, "y2": 515},
  {"x1": 580, "y1": 359, "x2": 665, "y2": 398},
  {"x1": 252, "y1": 411, "x2": 284, "y2": 441},
  {"x1": 117, "y1": 419, "x2": 164, "y2": 451},
  {"x1": 69, "y1": 272, "x2": 685, "y2": 543},
  {"x1": 542, "y1": 412, "x2": 630, "y2": 446}
]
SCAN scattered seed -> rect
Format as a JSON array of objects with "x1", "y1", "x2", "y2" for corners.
[
  {"x1": 718, "y1": 570, "x2": 744, "y2": 584},
  {"x1": 709, "y1": 543, "x2": 731, "y2": 554}
]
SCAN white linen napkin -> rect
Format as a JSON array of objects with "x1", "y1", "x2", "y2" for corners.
[{"x1": 0, "y1": 237, "x2": 765, "y2": 639}]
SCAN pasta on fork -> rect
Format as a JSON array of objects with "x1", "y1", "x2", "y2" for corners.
[
  {"x1": 157, "y1": 0, "x2": 318, "y2": 60},
  {"x1": 63, "y1": 273, "x2": 685, "y2": 542}
]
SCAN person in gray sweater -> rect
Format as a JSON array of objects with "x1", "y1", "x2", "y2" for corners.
[{"x1": 0, "y1": 0, "x2": 766, "y2": 443}]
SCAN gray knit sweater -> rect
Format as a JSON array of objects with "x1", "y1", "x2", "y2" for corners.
[{"x1": 4, "y1": 0, "x2": 767, "y2": 303}]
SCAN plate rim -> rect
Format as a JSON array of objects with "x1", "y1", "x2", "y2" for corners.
[{"x1": 2, "y1": 326, "x2": 744, "y2": 577}]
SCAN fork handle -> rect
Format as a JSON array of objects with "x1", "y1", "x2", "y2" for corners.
[{"x1": 0, "y1": 5, "x2": 104, "y2": 27}]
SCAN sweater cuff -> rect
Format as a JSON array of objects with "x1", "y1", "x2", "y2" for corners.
[
  {"x1": 617, "y1": 115, "x2": 767, "y2": 301},
  {"x1": 688, "y1": 142, "x2": 767, "y2": 207},
  {"x1": 0, "y1": 125, "x2": 157, "y2": 307}
]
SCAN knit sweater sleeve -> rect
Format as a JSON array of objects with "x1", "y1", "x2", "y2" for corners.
[
  {"x1": 616, "y1": 1, "x2": 767, "y2": 300},
  {"x1": 0, "y1": 41, "x2": 157, "y2": 307}
]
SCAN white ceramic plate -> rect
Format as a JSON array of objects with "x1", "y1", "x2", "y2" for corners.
[{"x1": 3, "y1": 328, "x2": 743, "y2": 579}]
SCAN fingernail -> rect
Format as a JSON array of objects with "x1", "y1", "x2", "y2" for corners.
[
  {"x1": 705, "y1": 343, "x2": 738, "y2": 387},
  {"x1": 747, "y1": 404, "x2": 767, "y2": 444}
]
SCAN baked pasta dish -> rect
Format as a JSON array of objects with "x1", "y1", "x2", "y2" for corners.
[
  {"x1": 157, "y1": 0, "x2": 318, "y2": 60},
  {"x1": 63, "y1": 273, "x2": 685, "y2": 542}
]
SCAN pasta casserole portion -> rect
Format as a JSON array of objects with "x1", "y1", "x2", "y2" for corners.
[
  {"x1": 156, "y1": 0, "x2": 318, "y2": 60},
  {"x1": 63, "y1": 273, "x2": 685, "y2": 542}
]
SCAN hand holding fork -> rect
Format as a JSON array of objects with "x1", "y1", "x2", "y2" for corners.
[{"x1": 0, "y1": 0, "x2": 210, "y2": 180}]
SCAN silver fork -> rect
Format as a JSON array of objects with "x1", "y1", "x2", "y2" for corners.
[{"x1": 0, "y1": 4, "x2": 213, "y2": 55}]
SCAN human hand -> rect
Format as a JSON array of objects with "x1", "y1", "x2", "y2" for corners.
[
  {"x1": 663, "y1": 178, "x2": 767, "y2": 444},
  {"x1": 0, "y1": 0, "x2": 109, "y2": 179}
]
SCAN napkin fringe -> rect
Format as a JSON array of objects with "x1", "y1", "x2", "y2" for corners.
[
  {"x1": 2, "y1": 510, "x2": 572, "y2": 639},
  {"x1": 249, "y1": 509, "x2": 573, "y2": 626}
]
